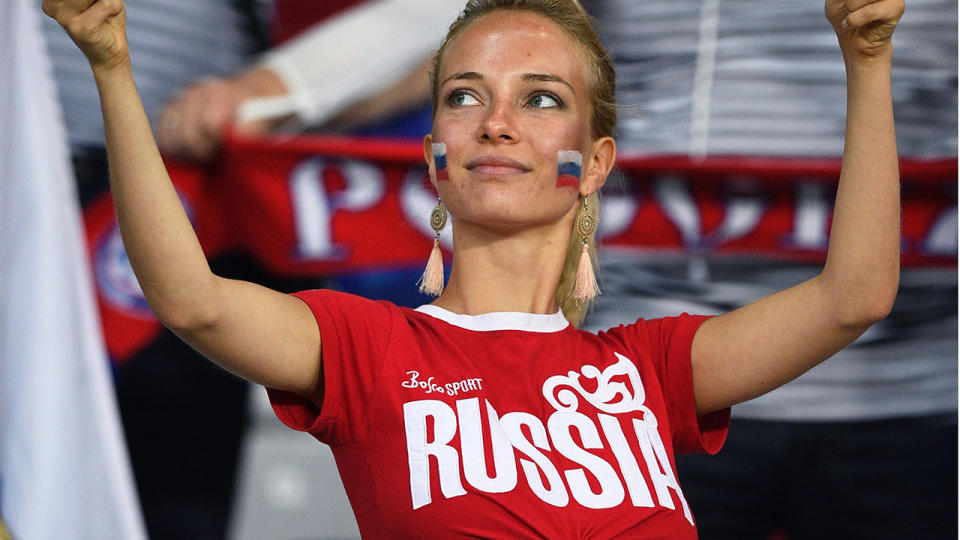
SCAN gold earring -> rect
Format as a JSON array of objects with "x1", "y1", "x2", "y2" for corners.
[
  {"x1": 417, "y1": 198, "x2": 447, "y2": 296},
  {"x1": 571, "y1": 196, "x2": 600, "y2": 302}
]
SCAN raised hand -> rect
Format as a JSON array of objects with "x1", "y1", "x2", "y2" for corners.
[
  {"x1": 825, "y1": 0, "x2": 904, "y2": 60},
  {"x1": 156, "y1": 69, "x2": 287, "y2": 162},
  {"x1": 43, "y1": 0, "x2": 128, "y2": 72},
  {"x1": 43, "y1": 0, "x2": 324, "y2": 409}
]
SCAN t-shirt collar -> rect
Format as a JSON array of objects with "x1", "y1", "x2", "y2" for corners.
[{"x1": 414, "y1": 304, "x2": 569, "y2": 333}]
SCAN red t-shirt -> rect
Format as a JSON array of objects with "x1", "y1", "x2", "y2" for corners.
[{"x1": 268, "y1": 290, "x2": 729, "y2": 539}]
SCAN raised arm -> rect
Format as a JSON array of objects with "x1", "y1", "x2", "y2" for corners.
[
  {"x1": 689, "y1": 0, "x2": 903, "y2": 415},
  {"x1": 43, "y1": 0, "x2": 325, "y2": 404}
]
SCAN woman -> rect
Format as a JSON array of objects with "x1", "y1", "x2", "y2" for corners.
[{"x1": 45, "y1": 0, "x2": 902, "y2": 537}]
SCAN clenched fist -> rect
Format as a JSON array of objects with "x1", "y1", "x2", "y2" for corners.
[
  {"x1": 825, "y1": 0, "x2": 904, "y2": 60},
  {"x1": 43, "y1": 0, "x2": 128, "y2": 72}
]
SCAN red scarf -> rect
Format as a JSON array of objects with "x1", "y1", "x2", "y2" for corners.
[{"x1": 84, "y1": 132, "x2": 957, "y2": 361}]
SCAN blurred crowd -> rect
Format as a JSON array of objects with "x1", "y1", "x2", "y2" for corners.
[{"x1": 40, "y1": 0, "x2": 955, "y2": 539}]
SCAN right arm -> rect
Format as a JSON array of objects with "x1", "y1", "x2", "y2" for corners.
[{"x1": 43, "y1": 0, "x2": 325, "y2": 405}]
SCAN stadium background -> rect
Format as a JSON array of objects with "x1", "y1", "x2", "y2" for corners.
[{"x1": 5, "y1": 0, "x2": 955, "y2": 539}]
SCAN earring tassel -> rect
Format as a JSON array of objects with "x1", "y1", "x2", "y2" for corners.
[
  {"x1": 571, "y1": 241, "x2": 600, "y2": 302},
  {"x1": 418, "y1": 236, "x2": 445, "y2": 296}
]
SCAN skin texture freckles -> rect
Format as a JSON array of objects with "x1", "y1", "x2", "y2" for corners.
[{"x1": 423, "y1": 10, "x2": 601, "y2": 232}]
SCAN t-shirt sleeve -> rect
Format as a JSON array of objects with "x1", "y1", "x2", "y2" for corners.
[
  {"x1": 608, "y1": 314, "x2": 729, "y2": 455},
  {"x1": 265, "y1": 289, "x2": 395, "y2": 446}
]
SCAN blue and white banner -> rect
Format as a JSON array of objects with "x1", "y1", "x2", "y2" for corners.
[{"x1": 0, "y1": 2, "x2": 146, "y2": 539}]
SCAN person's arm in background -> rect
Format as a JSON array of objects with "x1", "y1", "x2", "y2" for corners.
[
  {"x1": 156, "y1": 0, "x2": 460, "y2": 161},
  {"x1": 321, "y1": 57, "x2": 432, "y2": 131},
  {"x1": 689, "y1": 0, "x2": 903, "y2": 415}
]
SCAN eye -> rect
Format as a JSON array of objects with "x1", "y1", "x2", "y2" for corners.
[
  {"x1": 447, "y1": 90, "x2": 481, "y2": 107},
  {"x1": 528, "y1": 92, "x2": 562, "y2": 109}
]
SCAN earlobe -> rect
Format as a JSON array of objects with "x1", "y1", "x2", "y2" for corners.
[{"x1": 581, "y1": 137, "x2": 616, "y2": 196}]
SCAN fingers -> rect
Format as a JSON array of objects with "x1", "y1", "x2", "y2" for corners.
[
  {"x1": 158, "y1": 96, "x2": 210, "y2": 160},
  {"x1": 88, "y1": 0, "x2": 123, "y2": 20},
  {"x1": 157, "y1": 80, "x2": 239, "y2": 161},
  {"x1": 172, "y1": 85, "x2": 213, "y2": 157},
  {"x1": 44, "y1": 0, "x2": 117, "y2": 30},
  {"x1": 42, "y1": 0, "x2": 96, "y2": 23},
  {"x1": 63, "y1": 0, "x2": 121, "y2": 39},
  {"x1": 44, "y1": 0, "x2": 128, "y2": 69},
  {"x1": 155, "y1": 69, "x2": 286, "y2": 161},
  {"x1": 840, "y1": 0, "x2": 904, "y2": 31},
  {"x1": 841, "y1": 0, "x2": 871, "y2": 11}
]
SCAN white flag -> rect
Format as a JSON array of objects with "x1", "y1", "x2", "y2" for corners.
[{"x1": 0, "y1": 1, "x2": 147, "y2": 539}]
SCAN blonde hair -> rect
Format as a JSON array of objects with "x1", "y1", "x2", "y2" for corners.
[
  {"x1": 431, "y1": 0, "x2": 616, "y2": 327},
  {"x1": 430, "y1": 0, "x2": 616, "y2": 140}
]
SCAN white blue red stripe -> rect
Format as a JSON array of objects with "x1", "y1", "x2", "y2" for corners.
[
  {"x1": 556, "y1": 150, "x2": 582, "y2": 188},
  {"x1": 432, "y1": 143, "x2": 449, "y2": 180}
]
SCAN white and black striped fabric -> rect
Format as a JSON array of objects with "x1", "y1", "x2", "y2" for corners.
[
  {"x1": 584, "y1": 0, "x2": 957, "y2": 420},
  {"x1": 41, "y1": 0, "x2": 269, "y2": 149},
  {"x1": 590, "y1": 0, "x2": 957, "y2": 158}
]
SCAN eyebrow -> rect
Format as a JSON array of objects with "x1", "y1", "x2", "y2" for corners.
[
  {"x1": 440, "y1": 71, "x2": 483, "y2": 88},
  {"x1": 522, "y1": 73, "x2": 576, "y2": 95},
  {"x1": 440, "y1": 71, "x2": 576, "y2": 95}
]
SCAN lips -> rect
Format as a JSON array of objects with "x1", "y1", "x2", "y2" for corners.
[{"x1": 465, "y1": 155, "x2": 532, "y2": 176}]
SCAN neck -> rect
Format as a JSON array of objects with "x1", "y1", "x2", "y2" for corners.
[{"x1": 432, "y1": 214, "x2": 574, "y2": 315}]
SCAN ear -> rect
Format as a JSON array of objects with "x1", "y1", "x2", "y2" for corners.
[
  {"x1": 580, "y1": 136, "x2": 616, "y2": 197},
  {"x1": 423, "y1": 133, "x2": 438, "y2": 189}
]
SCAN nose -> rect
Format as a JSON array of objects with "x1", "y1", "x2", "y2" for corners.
[{"x1": 477, "y1": 99, "x2": 519, "y2": 143}]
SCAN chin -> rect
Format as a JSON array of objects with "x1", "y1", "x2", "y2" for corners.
[
  {"x1": 455, "y1": 203, "x2": 574, "y2": 235},
  {"x1": 445, "y1": 180, "x2": 574, "y2": 228}
]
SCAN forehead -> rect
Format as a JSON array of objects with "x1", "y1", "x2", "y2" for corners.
[{"x1": 440, "y1": 10, "x2": 588, "y2": 89}]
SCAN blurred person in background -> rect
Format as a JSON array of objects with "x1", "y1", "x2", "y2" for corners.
[
  {"x1": 585, "y1": 0, "x2": 957, "y2": 538},
  {"x1": 155, "y1": 0, "x2": 461, "y2": 161}
]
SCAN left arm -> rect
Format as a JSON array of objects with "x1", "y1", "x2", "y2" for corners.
[{"x1": 690, "y1": 0, "x2": 904, "y2": 416}]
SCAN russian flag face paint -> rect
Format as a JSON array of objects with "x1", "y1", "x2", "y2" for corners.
[
  {"x1": 432, "y1": 142, "x2": 449, "y2": 181},
  {"x1": 556, "y1": 150, "x2": 582, "y2": 189}
]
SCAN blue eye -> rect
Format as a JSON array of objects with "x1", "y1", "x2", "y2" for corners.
[
  {"x1": 529, "y1": 93, "x2": 561, "y2": 109},
  {"x1": 447, "y1": 91, "x2": 480, "y2": 107}
]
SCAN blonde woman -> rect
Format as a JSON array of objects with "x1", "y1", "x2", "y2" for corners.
[{"x1": 46, "y1": 0, "x2": 902, "y2": 536}]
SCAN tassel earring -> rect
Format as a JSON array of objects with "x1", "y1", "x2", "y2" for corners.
[
  {"x1": 571, "y1": 196, "x2": 600, "y2": 302},
  {"x1": 418, "y1": 198, "x2": 447, "y2": 296}
]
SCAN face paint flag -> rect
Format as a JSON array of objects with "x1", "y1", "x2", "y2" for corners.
[
  {"x1": 557, "y1": 150, "x2": 582, "y2": 188},
  {"x1": 432, "y1": 143, "x2": 449, "y2": 180}
]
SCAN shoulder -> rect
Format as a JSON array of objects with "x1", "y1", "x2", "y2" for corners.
[
  {"x1": 292, "y1": 288, "x2": 399, "y2": 316},
  {"x1": 291, "y1": 289, "x2": 455, "y2": 336},
  {"x1": 597, "y1": 313, "x2": 711, "y2": 347}
]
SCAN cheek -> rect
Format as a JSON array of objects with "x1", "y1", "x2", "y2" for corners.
[
  {"x1": 535, "y1": 117, "x2": 590, "y2": 191},
  {"x1": 431, "y1": 117, "x2": 470, "y2": 178}
]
